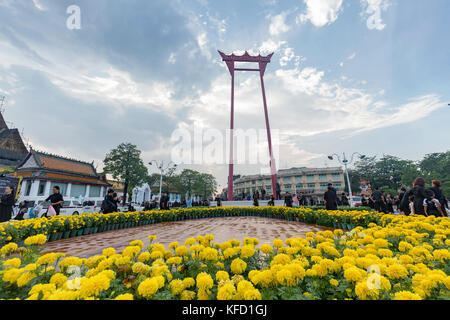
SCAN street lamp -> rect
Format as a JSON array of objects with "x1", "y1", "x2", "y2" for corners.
[
  {"x1": 149, "y1": 160, "x2": 177, "y2": 202},
  {"x1": 328, "y1": 152, "x2": 366, "y2": 207}
]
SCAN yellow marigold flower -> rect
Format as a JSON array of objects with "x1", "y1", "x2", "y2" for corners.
[
  {"x1": 175, "y1": 246, "x2": 189, "y2": 257},
  {"x1": 272, "y1": 239, "x2": 284, "y2": 248},
  {"x1": 170, "y1": 279, "x2": 185, "y2": 296},
  {"x1": 276, "y1": 269, "x2": 295, "y2": 286},
  {"x1": 330, "y1": 279, "x2": 339, "y2": 287},
  {"x1": 3, "y1": 258, "x2": 21, "y2": 268},
  {"x1": 102, "y1": 248, "x2": 116, "y2": 257},
  {"x1": 1, "y1": 242, "x2": 18, "y2": 255},
  {"x1": 200, "y1": 247, "x2": 219, "y2": 261},
  {"x1": 50, "y1": 273, "x2": 68, "y2": 288},
  {"x1": 132, "y1": 262, "x2": 150, "y2": 274},
  {"x1": 138, "y1": 252, "x2": 151, "y2": 262},
  {"x1": 24, "y1": 234, "x2": 47, "y2": 246},
  {"x1": 355, "y1": 280, "x2": 379, "y2": 300},
  {"x1": 344, "y1": 267, "x2": 366, "y2": 282},
  {"x1": 184, "y1": 238, "x2": 196, "y2": 246},
  {"x1": 217, "y1": 283, "x2": 235, "y2": 300},
  {"x1": 216, "y1": 271, "x2": 230, "y2": 282},
  {"x1": 182, "y1": 277, "x2": 195, "y2": 289},
  {"x1": 230, "y1": 258, "x2": 247, "y2": 275},
  {"x1": 36, "y1": 253, "x2": 58, "y2": 265},
  {"x1": 154, "y1": 275, "x2": 165, "y2": 289},
  {"x1": 138, "y1": 278, "x2": 159, "y2": 299},
  {"x1": 167, "y1": 257, "x2": 182, "y2": 265},
  {"x1": 129, "y1": 240, "x2": 144, "y2": 249},
  {"x1": 122, "y1": 246, "x2": 141, "y2": 258},
  {"x1": 17, "y1": 272, "x2": 37, "y2": 287},
  {"x1": 169, "y1": 242, "x2": 179, "y2": 250},
  {"x1": 385, "y1": 264, "x2": 409, "y2": 279},
  {"x1": 196, "y1": 272, "x2": 214, "y2": 290},
  {"x1": 29, "y1": 283, "x2": 56, "y2": 297},
  {"x1": 394, "y1": 291, "x2": 422, "y2": 300},
  {"x1": 260, "y1": 244, "x2": 272, "y2": 254},
  {"x1": 271, "y1": 254, "x2": 292, "y2": 266},
  {"x1": 180, "y1": 290, "x2": 196, "y2": 300},
  {"x1": 114, "y1": 293, "x2": 134, "y2": 300},
  {"x1": 148, "y1": 235, "x2": 157, "y2": 241},
  {"x1": 373, "y1": 238, "x2": 389, "y2": 248},
  {"x1": 197, "y1": 289, "x2": 211, "y2": 300},
  {"x1": 240, "y1": 245, "x2": 255, "y2": 259},
  {"x1": 378, "y1": 248, "x2": 393, "y2": 257}
]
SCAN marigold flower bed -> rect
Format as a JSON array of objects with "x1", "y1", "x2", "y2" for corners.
[
  {"x1": 0, "y1": 207, "x2": 379, "y2": 245},
  {"x1": 0, "y1": 208, "x2": 449, "y2": 300}
]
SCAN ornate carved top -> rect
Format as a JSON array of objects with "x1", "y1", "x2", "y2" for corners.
[{"x1": 218, "y1": 50, "x2": 274, "y2": 63}]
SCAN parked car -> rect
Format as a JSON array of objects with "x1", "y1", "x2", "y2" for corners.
[{"x1": 349, "y1": 196, "x2": 363, "y2": 208}]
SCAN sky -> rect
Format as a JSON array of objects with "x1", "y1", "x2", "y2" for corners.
[{"x1": 0, "y1": 0, "x2": 449, "y2": 190}]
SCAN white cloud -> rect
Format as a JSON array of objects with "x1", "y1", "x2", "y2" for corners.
[
  {"x1": 32, "y1": 0, "x2": 46, "y2": 11},
  {"x1": 347, "y1": 52, "x2": 356, "y2": 60},
  {"x1": 259, "y1": 39, "x2": 287, "y2": 54},
  {"x1": 361, "y1": 0, "x2": 391, "y2": 30},
  {"x1": 269, "y1": 12, "x2": 291, "y2": 36},
  {"x1": 297, "y1": 0, "x2": 343, "y2": 27}
]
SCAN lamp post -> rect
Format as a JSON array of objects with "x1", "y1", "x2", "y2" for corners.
[
  {"x1": 149, "y1": 160, "x2": 177, "y2": 202},
  {"x1": 328, "y1": 152, "x2": 366, "y2": 207}
]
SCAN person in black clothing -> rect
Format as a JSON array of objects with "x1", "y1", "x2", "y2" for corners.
[
  {"x1": 284, "y1": 192, "x2": 293, "y2": 207},
  {"x1": 214, "y1": 195, "x2": 222, "y2": 207},
  {"x1": 341, "y1": 193, "x2": 349, "y2": 206},
  {"x1": 385, "y1": 194, "x2": 394, "y2": 214},
  {"x1": 323, "y1": 184, "x2": 338, "y2": 210},
  {"x1": 298, "y1": 193, "x2": 307, "y2": 206},
  {"x1": 275, "y1": 183, "x2": 281, "y2": 200},
  {"x1": 102, "y1": 189, "x2": 117, "y2": 214},
  {"x1": 0, "y1": 185, "x2": 15, "y2": 222},
  {"x1": 397, "y1": 187, "x2": 406, "y2": 211},
  {"x1": 268, "y1": 195, "x2": 275, "y2": 206},
  {"x1": 370, "y1": 187, "x2": 384, "y2": 212},
  {"x1": 430, "y1": 180, "x2": 445, "y2": 210},
  {"x1": 252, "y1": 191, "x2": 260, "y2": 207},
  {"x1": 423, "y1": 189, "x2": 444, "y2": 217},
  {"x1": 411, "y1": 178, "x2": 427, "y2": 216},
  {"x1": 42, "y1": 186, "x2": 64, "y2": 216},
  {"x1": 361, "y1": 195, "x2": 368, "y2": 207},
  {"x1": 15, "y1": 200, "x2": 28, "y2": 220},
  {"x1": 261, "y1": 189, "x2": 266, "y2": 200},
  {"x1": 160, "y1": 193, "x2": 170, "y2": 210}
]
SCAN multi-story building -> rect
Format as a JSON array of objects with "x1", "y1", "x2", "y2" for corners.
[{"x1": 233, "y1": 167, "x2": 345, "y2": 202}]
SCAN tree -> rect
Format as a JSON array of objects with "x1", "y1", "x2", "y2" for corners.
[
  {"x1": 103, "y1": 143, "x2": 148, "y2": 204},
  {"x1": 171, "y1": 169, "x2": 217, "y2": 200}
]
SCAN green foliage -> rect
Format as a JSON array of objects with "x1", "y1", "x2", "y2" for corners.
[
  {"x1": 347, "y1": 151, "x2": 450, "y2": 196},
  {"x1": 103, "y1": 143, "x2": 148, "y2": 203}
]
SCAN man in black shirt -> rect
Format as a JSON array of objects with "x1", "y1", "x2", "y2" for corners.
[
  {"x1": 370, "y1": 187, "x2": 384, "y2": 212},
  {"x1": 284, "y1": 192, "x2": 293, "y2": 207},
  {"x1": 323, "y1": 183, "x2": 338, "y2": 210},
  {"x1": 43, "y1": 186, "x2": 64, "y2": 216},
  {"x1": 298, "y1": 193, "x2": 307, "y2": 206}
]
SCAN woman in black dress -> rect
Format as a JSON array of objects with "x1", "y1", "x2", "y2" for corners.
[{"x1": 0, "y1": 186, "x2": 15, "y2": 223}]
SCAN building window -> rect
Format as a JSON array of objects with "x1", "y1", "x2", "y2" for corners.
[
  {"x1": 319, "y1": 174, "x2": 327, "y2": 181},
  {"x1": 284, "y1": 184, "x2": 291, "y2": 190},
  {"x1": 50, "y1": 182, "x2": 67, "y2": 196},
  {"x1": 296, "y1": 184, "x2": 303, "y2": 190},
  {"x1": 332, "y1": 173, "x2": 341, "y2": 180},
  {"x1": 320, "y1": 184, "x2": 328, "y2": 190},
  {"x1": 335, "y1": 183, "x2": 342, "y2": 189},
  {"x1": 37, "y1": 181, "x2": 46, "y2": 196},
  {"x1": 307, "y1": 183, "x2": 315, "y2": 189},
  {"x1": 71, "y1": 184, "x2": 86, "y2": 198},
  {"x1": 306, "y1": 175, "x2": 315, "y2": 182},
  {"x1": 25, "y1": 182, "x2": 32, "y2": 196},
  {"x1": 295, "y1": 176, "x2": 303, "y2": 182},
  {"x1": 89, "y1": 186, "x2": 101, "y2": 197}
]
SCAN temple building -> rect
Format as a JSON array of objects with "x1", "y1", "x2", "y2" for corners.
[
  {"x1": 15, "y1": 149, "x2": 110, "y2": 204},
  {"x1": 0, "y1": 111, "x2": 28, "y2": 170}
]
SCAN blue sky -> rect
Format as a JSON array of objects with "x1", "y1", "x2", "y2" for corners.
[{"x1": 0, "y1": 0, "x2": 449, "y2": 189}]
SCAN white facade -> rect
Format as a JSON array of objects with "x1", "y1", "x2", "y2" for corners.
[
  {"x1": 132, "y1": 183, "x2": 152, "y2": 204},
  {"x1": 18, "y1": 179, "x2": 106, "y2": 205}
]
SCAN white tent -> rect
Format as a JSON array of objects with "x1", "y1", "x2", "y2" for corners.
[{"x1": 132, "y1": 183, "x2": 151, "y2": 204}]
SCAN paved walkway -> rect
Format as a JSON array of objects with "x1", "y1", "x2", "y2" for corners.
[{"x1": 42, "y1": 217, "x2": 329, "y2": 258}]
